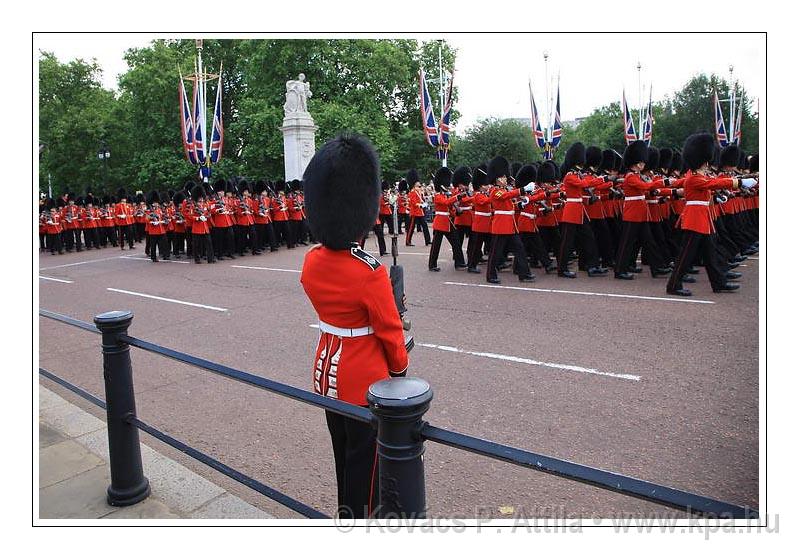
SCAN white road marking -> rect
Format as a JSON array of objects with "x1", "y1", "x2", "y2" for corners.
[
  {"x1": 231, "y1": 265, "x2": 301, "y2": 273},
  {"x1": 107, "y1": 288, "x2": 228, "y2": 312},
  {"x1": 120, "y1": 256, "x2": 189, "y2": 264},
  {"x1": 39, "y1": 255, "x2": 125, "y2": 271},
  {"x1": 306, "y1": 325, "x2": 639, "y2": 381},
  {"x1": 417, "y1": 343, "x2": 641, "y2": 381},
  {"x1": 444, "y1": 281, "x2": 715, "y2": 304},
  {"x1": 39, "y1": 276, "x2": 73, "y2": 284},
  {"x1": 398, "y1": 252, "x2": 427, "y2": 256}
]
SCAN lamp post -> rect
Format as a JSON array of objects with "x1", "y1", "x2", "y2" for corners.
[{"x1": 98, "y1": 143, "x2": 110, "y2": 192}]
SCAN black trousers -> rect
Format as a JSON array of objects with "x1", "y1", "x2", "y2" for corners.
[
  {"x1": 538, "y1": 225, "x2": 561, "y2": 257},
  {"x1": 405, "y1": 216, "x2": 430, "y2": 245},
  {"x1": 236, "y1": 224, "x2": 259, "y2": 254},
  {"x1": 590, "y1": 218, "x2": 615, "y2": 267},
  {"x1": 521, "y1": 231, "x2": 553, "y2": 268},
  {"x1": 487, "y1": 233, "x2": 530, "y2": 281},
  {"x1": 118, "y1": 224, "x2": 134, "y2": 249},
  {"x1": 135, "y1": 222, "x2": 145, "y2": 243},
  {"x1": 379, "y1": 214, "x2": 395, "y2": 235},
  {"x1": 558, "y1": 222, "x2": 600, "y2": 273},
  {"x1": 614, "y1": 221, "x2": 665, "y2": 275},
  {"x1": 172, "y1": 231, "x2": 185, "y2": 255},
  {"x1": 274, "y1": 220, "x2": 293, "y2": 248},
  {"x1": 372, "y1": 223, "x2": 386, "y2": 255},
  {"x1": 149, "y1": 234, "x2": 166, "y2": 261},
  {"x1": 192, "y1": 233, "x2": 214, "y2": 263},
  {"x1": 48, "y1": 232, "x2": 63, "y2": 254},
  {"x1": 428, "y1": 229, "x2": 465, "y2": 269},
  {"x1": 264, "y1": 223, "x2": 278, "y2": 250},
  {"x1": 467, "y1": 231, "x2": 490, "y2": 268},
  {"x1": 667, "y1": 230, "x2": 728, "y2": 292},
  {"x1": 325, "y1": 410, "x2": 378, "y2": 519}
]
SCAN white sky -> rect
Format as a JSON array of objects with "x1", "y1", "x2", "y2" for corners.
[{"x1": 35, "y1": 33, "x2": 764, "y2": 132}]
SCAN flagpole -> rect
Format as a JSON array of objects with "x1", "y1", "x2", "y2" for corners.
[
  {"x1": 637, "y1": 61, "x2": 643, "y2": 140},
  {"x1": 728, "y1": 64, "x2": 736, "y2": 144},
  {"x1": 438, "y1": 40, "x2": 447, "y2": 168}
]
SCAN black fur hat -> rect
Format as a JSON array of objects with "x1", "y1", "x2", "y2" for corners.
[
  {"x1": 487, "y1": 156, "x2": 510, "y2": 184},
  {"x1": 167, "y1": 189, "x2": 175, "y2": 199},
  {"x1": 239, "y1": 179, "x2": 252, "y2": 194},
  {"x1": 749, "y1": 154, "x2": 759, "y2": 173},
  {"x1": 473, "y1": 164, "x2": 488, "y2": 188},
  {"x1": 585, "y1": 146, "x2": 602, "y2": 169},
  {"x1": 173, "y1": 191, "x2": 185, "y2": 205},
  {"x1": 398, "y1": 179, "x2": 408, "y2": 193},
  {"x1": 614, "y1": 152, "x2": 624, "y2": 173},
  {"x1": 720, "y1": 145, "x2": 741, "y2": 168},
  {"x1": 511, "y1": 162, "x2": 523, "y2": 179},
  {"x1": 255, "y1": 179, "x2": 268, "y2": 193},
  {"x1": 303, "y1": 133, "x2": 381, "y2": 250},
  {"x1": 563, "y1": 143, "x2": 587, "y2": 171},
  {"x1": 682, "y1": 133, "x2": 716, "y2": 171},
  {"x1": 183, "y1": 181, "x2": 195, "y2": 194},
  {"x1": 644, "y1": 147, "x2": 660, "y2": 172},
  {"x1": 538, "y1": 161, "x2": 558, "y2": 183},
  {"x1": 101, "y1": 195, "x2": 111, "y2": 205},
  {"x1": 515, "y1": 164, "x2": 537, "y2": 188},
  {"x1": 135, "y1": 192, "x2": 144, "y2": 204},
  {"x1": 275, "y1": 179, "x2": 287, "y2": 193},
  {"x1": 381, "y1": 180, "x2": 389, "y2": 191},
  {"x1": 623, "y1": 140, "x2": 649, "y2": 169},
  {"x1": 191, "y1": 185, "x2": 205, "y2": 202},
  {"x1": 116, "y1": 187, "x2": 128, "y2": 201},
  {"x1": 147, "y1": 190, "x2": 160, "y2": 205},
  {"x1": 433, "y1": 167, "x2": 453, "y2": 192},
  {"x1": 85, "y1": 194, "x2": 95, "y2": 206},
  {"x1": 739, "y1": 151, "x2": 748, "y2": 170},
  {"x1": 56, "y1": 198, "x2": 66, "y2": 209},
  {"x1": 406, "y1": 168, "x2": 420, "y2": 187},
  {"x1": 290, "y1": 179, "x2": 301, "y2": 193},
  {"x1": 670, "y1": 151, "x2": 683, "y2": 174},
  {"x1": 659, "y1": 148, "x2": 673, "y2": 171},
  {"x1": 600, "y1": 149, "x2": 616, "y2": 172},
  {"x1": 75, "y1": 196, "x2": 85, "y2": 206},
  {"x1": 213, "y1": 179, "x2": 226, "y2": 192},
  {"x1": 452, "y1": 166, "x2": 472, "y2": 187}
]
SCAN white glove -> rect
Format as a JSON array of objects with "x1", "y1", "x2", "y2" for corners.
[
  {"x1": 523, "y1": 183, "x2": 536, "y2": 193},
  {"x1": 199, "y1": 216, "x2": 207, "y2": 222},
  {"x1": 741, "y1": 178, "x2": 757, "y2": 188}
]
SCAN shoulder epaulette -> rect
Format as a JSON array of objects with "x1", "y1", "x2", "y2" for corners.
[{"x1": 350, "y1": 246, "x2": 381, "y2": 271}]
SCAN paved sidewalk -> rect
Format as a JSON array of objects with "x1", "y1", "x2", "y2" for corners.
[{"x1": 38, "y1": 384, "x2": 273, "y2": 520}]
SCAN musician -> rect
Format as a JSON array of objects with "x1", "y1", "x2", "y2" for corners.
[
  {"x1": 666, "y1": 133, "x2": 755, "y2": 296},
  {"x1": 189, "y1": 184, "x2": 215, "y2": 264},
  {"x1": 271, "y1": 180, "x2": 292, "y2": 248},
  {"x1": 301, "y1": 133, "x2": 408, "y2": 519},
  {"x1": 485, "y1": 156, "x2": 536, "y2": 284},
  {"x1": 62, "y1": 196, "x2": 81, "y2": 252},
  {"x1": 427, "y1": 167, "x2": 466, "y2": 271},
  {"x1": 404, "y1": 169, "x2": 431, "y2": 246},
  {"x1": 288, "y1": 179, "x2": 307, "y2": 247},
  {"x1": 134, "y1": 193, "x2": 147, "y2": 244},
  {"x1": 99, "y1": 195, "x2": 116, "y2": 247}
]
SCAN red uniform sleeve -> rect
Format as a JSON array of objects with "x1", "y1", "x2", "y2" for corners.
[
  {"x1": 362, "y1": 269, "x2": 409, "y2": 376},
  {"x1": 494, "y1": 188, "x2": 521, "y2": 201}
]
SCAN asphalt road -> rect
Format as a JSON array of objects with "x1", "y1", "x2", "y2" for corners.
[{"x1": 37, "y1": 234, "x2": 759, "y2": 519}]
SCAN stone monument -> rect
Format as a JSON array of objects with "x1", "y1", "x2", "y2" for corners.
[{"x1": 280, "y1": 73, "x2": 318, "y2": 181}]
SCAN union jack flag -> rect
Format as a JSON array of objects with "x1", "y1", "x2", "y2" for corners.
[
  {"x1": 732, "y1": 98, "x2": 743, "y2": 146},
  {"x1": 551, "y1": 81, "x2": 563, "y2": 150},
  {"x1": 621, "y1": 90, "x2": 638, "y2": 145},
  {"x1": 193, "y1": 67, "x2": 207, "y2": 165},
  {"x1": 209, "y1": 73, "x2": 224, "y2": 164},
  {"x1": 714, "y1": 90, "x2": 729, "y2": 147},
  {"x1": 437, "y1": 72, "x2": 453, "y2": 159},
  {"x1": 419, "y1": 69, "x2": 439, "y2": 149},
  {"x1": 179, "y1": 72, "x2": 197, "y2": 165},
  {"x1": 529, "y1": 79, "x2": 546, "y2": 149},
  {"x1": 642, "y1": 86, "x2": 653, "y2": 146}
]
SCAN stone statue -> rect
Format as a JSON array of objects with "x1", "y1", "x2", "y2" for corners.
[{"x1": 284, "y1": 73, "x2": 312, "y2": 115}]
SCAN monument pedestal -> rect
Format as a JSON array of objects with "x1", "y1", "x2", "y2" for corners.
[{"x1": 280, "y1": 74, "x2": 317, "y2": 181}]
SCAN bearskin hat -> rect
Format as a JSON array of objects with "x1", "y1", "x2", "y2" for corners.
[
  {"x1": 739, "y1": 151, "x2": 748, "y2": 170},
  {"x1": 433, "y1": 167, "x2": 453, "y2": 192},
  {"x1": 472, "y1": 164, "x2": 488, "y2": 188},
  {"x1": 45, "y1": 198, "x2": 55, "y2": 211},
  {"x1": 600, "y1": 149, "x2": 616, "y2": 173},
  {"x1": 682, "y1": 133, "x2": 716, "y2": 171},
  {"x1": 173, "y1": 191, "x2": 185, "y2": 205},
  {"x1": 749, "y1": 154, "x2": 759, "y2": 173},
  {"x1": 255, "y1": 179, "x2": 268, "y2": 193},
  {"x1": 659, "y1": 148, "x2": 673, "y2": 171},
  {"x1": 511, "y1": 162, "x2": 523, "y2": 179},
  {"x1": 290, "y1": 179, "x2": 301, "y2": 193},
  {"x1": 670, "y1": 151, "x2": 683, "y2": 174},
  {"x1": 487, "y1": 156, "x2": 510, "y2": 184},
  {"x1": 116, "y1": 188, "x2": 128, "y2": 201},
  {"x1": 84, "y1": 194, "x2": 94, "y2": 206},
  {"x1": 147, "y1": 190, "x2": 160, "y2": 205},
  {"x1": 397, "y1": 179, "x2": 408, "y2": 193},
  {"x1": 238, "y1": 179, "x2": 251, "y2": 194},
  {"x1": 585, "y1": 146, "x2": 602, "y2": 169},
  {"x1": 644, "y1": 147, "x2": 660, "y2": 172},
  {"x1": 75, "y1": 196, "x2": 85, "y2": 206},
  {"x1": 167, "y1": 189, "x2": 175, "y2": 199},
  {"x1": 56, "y1": 198, "x2": 66, "y2": 209},
  {"x1": 381, "y1": 180, "x2": 389, "y2": 191},
  {"x1": 515, "y1": 164, "x2": 537, "y2": 189},
  {"x1": 623, "y1": 140, "x2": 649, "y2": 169},
  {"x1": 538, "y1": 161, "x2": 558, "y2": 184},
  {"x1": 101, "y1": 195, "x2": 111, "y2": 205},
  {"x1": 275, "y1": 179, "x2": 287, "y2": 193},
  {"x1": 406, "y1": 168, "x2": 420, "y2": 187},
  {"x1": 213, "y1": 179, "x2": 226, "y2": 192},
  {"x1": 452, "y1": 166, "x2": 472, "y2": 188},
  {"x1": 720, "y1": 145, "x2": 741, "y2": 169},
  {"x1": 563, "y1": 142, "x2": 587, "y2": 172},
  {"x1": 191, "y1": 185, "x2": 205, "y2": 201},
  {"x1": 303, "y1": 133, "x2": 381, "y2": 250}
]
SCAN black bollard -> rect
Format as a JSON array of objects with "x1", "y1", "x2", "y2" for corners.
[
  {"x1": 94, "y1": 310, "x2": 150, "y2": 506},
  {"x1": 367, "y1": 377, "x2": 433, "y2": 518}
]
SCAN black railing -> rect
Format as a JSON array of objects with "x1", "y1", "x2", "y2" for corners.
[{"x1": 38, "y1": 309, "x2": 758, "y2": 519}]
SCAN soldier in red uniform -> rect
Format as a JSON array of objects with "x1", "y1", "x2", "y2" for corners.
[
  {"x1": 378, "y1": 181, "x2": 394, "y2": 235},
  {"x1": 404, "y1": 169, "x2": 431, "y2": 246},
  {"x1": 584, "y1": 148, "x2": 617, "y2": 269},
  {"x1": 82, "y1": 196, "x2": 100, "y2": 249},
  {"x1": 235, "y1": 181, "x2": 261, "y2": 256},
  {"x1": 288, "y1": 179, "x2": 308, "y2": 246},
  {"x1": 396, "y1": 180, "x2": 410, "y2": 234},
  {"x1": 301, "y1": 133, "x2": 408, "y2": 519},
  {"x1": 427, "y1": 167, "x2": 466, "y2": 271},
  {"x1": 535, "y1": 161, "x2": 564, "y2": 259},
  {"x1": 466, "y1": 164, "x2": 491, "y2": 273},
  {"x1": 145, "y1": 191, "x2": 167, "y2": 262},
  {"x1": 171, "y1": 192, "x2": 187, "y2": 257},
  {"x1": 666, "y1": 133, "x2": 755, "y2": 296},
  {"x1": 114, "y1": 189, "x2": 135, "y2": 250},
  {"x1": 514, "y1": 164, "x2": 555, "y2": 273},
  {"x1": 271, "y1": 180, "x2": 292, "y2": 248},
  {"x1": 189, "y1": 184, "x2": 215, "y2": 264},
  {"x1": 45, "y1": 200, "x2": 64, "y2": 254},
  {"x1": 451, "y1": 166, "x2": 475, "y2": 268}
]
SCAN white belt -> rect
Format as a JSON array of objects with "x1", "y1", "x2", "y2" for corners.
[
  {"x1": 318, "y1": 320, "x2": 374, "y2": 338},
  {"x1": 647, "y1": 200, "x2": 659, "y2": 204},
  {"x1": 435, "y1": 211, "x2": 450, "y2": 216},
  {"x1": 494, "y1": 210, "x2": 514, "y2": 215},
  {"x1": 520, "y1": 212, "x2": 536, "y2": 219},
  {"x1": 624, "y1": 196, "x2": 645, "y2": 201},
  {"x1": 456, "y1": 207, "x2": 472, "y2": 211},
  {"x1": 565, "y1": 198, "x2": 582, "y2": 203},
  {"x1": 685, "y1": 201, "x2": 710, "y2": 206},
  {"x1": 474, "y1": 211, "x2": 492, "y2": 217}
]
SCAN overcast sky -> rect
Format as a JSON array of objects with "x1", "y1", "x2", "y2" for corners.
[{"x1": 35, "y1": 33, "x2": 764, "y2": 132}]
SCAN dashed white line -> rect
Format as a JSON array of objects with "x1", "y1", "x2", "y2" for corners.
[
  {"x1": 107, "y1": 288, "x2": 228, "y2": 312},
  {"x1": 39, "y1": 276, "x2": 73, "y2": 284},
  {"x1": 231, "y1": 265, "x2": 301, "y2": 273},
  {"x1": 120, "y1": 256, "x2": 189, "y2": 264},
  {"x1": 444, "y1": 281, "x2": 715, "y2": 304},
  {"x1": 39, "y1": 255, "x2": 125, "y2": 271}
]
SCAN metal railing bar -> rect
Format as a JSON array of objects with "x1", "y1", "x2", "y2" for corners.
[
  {"x1": 39, "y1": 309, "x2": 101, "y2": 334},
  {"x1": 39, "y1": 367, "x2": 106, "y2": 410}
]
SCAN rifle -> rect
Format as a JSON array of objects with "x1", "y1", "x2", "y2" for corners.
[{"x1": 388, "y1": 190, "x2": 413, "y2": 352}]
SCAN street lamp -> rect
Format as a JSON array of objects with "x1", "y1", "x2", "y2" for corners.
[{"x1": 98, "y1": 143, "x2": 110, "y2": 192}]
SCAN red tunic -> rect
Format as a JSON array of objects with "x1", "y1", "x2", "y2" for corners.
[
  {"x1": 432, "y1": 193, "x2": 458, "y2": 232},
  {"x1": 489, "y1": 186, "x2": 522, "y2": 234},
  {"x1": 189, "y1": 201, "x2": 212, "y2": 235},
  {"x1": 145, "y1": 208, "x2": 167, "y2": 235},
  {"x1": 561, "y1": 172, "x2": 605, "y2": 224},
  {"x1": 379, "y1": 193, "x2": 392, "y2": 216},
  {"x1": 301, "y1": 244, "x2": 409, "y2": 405},
  {"x1": 471, "y1": 192, "x2": 492, "y2": 233},
  {"x1": 408, "y1": 189, "x2": 425, "y2": 217},
  {"x1": 454, "y1": 190, "x2": 473, "y2": 227},
  {"x1": 271, "y1": 195, "x2": 289, "y2": 221},
  {"x1": 621, "y1": 172, "x2": 665, "y2": 223},
  {"x1": 677, "y1": 171, "x2": 735, "y2": 235}
]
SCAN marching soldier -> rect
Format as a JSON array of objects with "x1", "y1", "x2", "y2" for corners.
[
  {"x1": 427, "y1": 167, "x2": 466, "y2": 271},
  {"x1": 271, "y1": 180, "x2": 292, "y2": 248},
  {"x1": 584, "y1": 147, "x2": 616, "y2": 269},
  {"x1": 379, "y1": 181, "x2": 394, "y2": 235},
  {"x1": 535, "y1": 161, "x2": 564, "y2": 259},
  {"x1": 235, "y1": 181, "x2": 261, "y2": 256},
  {"x1": 171, "y1": 191, "x2": 187, "y2": 257},
  {"x1": 466, "y1": 164, "x2": 492, "y2": 274},
  {"x1": 515, "y1": 164, "x2": 555, "y2": 273},
  {"x1": 45, "y1": 199, "x2": 64, "y2": 254},
  {"x1": 452, "y1": 166, "x2": 475, "y2": 267},
  {"x1": 301, "y1": 133, "x2": 408, "y2": 519},
  {"x1": 189, "y1": 184, "x2": 215, "y2": 264},
  {"x1": 405, "y1": 169, "x2": 431, "y2": 246},
  {"x1": 145, "y1": 191, "x2": 168, "y2": 262},
  {"x1": 114, "y1": 189, "x2": 135, "y2": 250},
  {"x1": 397, "y1": 180, "x2": 410, "y2": 234}
]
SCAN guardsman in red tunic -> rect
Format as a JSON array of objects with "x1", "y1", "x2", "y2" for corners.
[
  {"x1": 556, "y1": 143, "x2": 608, "y2": 278},
  {"x1": 396, "y1": 180, "x2": 410, "y2": 234},
  {"x1": 585, "y1": 148, "x2": 617, "y2": 268},
  {"x1": 514, "y1": 164, "x2": 555, "y2": 273},
  {"x1": 452, "y1": 166, "x2": 475, "y2": 268},
  {"x1": 171, "y1": 192, "x2": 186, "y2": 257},
  {"x1": 718, "y1": 145, "x2": 757, "y2": 259},
  {"x1": 378, "y1": 181, "x2": 394, "y2": 235},
  {"x1": 114, "y1": 188, "x2": 135, "y2": 250},
  {"x1": 427, "y1": 167, "x2": 466, "y2": 271},
  {"x1": 189, "y1": 184, "x2": 215, "y2": 263},
  {"x1": 45, "y1": 200, "x2": 64, "y2": 254},
  {"x1": 404, "y1": 169, "x2": 431, "y2": 246},
  {"x1": 208, "y1": 180, "x2": 233, "y2": 260},
  {"x1": 466, "y1": 164, "x2": 491, "y2": 273},
  {"x1": 82, "y1": 196, "x2": 100, "y2": 249},
  {"x1": 301, "y1": 134, "x2": 408, "y2": 519},
  {"x1": 234, "y1": 180, "x2": 261, "y2": 256},
  {"x1": 145, "y1": 191, "x2": 167, "y2": 262},
  {"x1": 271, "y1": 180, "x2": 292, "y2": 248},
  {"x1": 288, "y1": 179, "x2": 308, "y2": 246},
  {"x1": 485, "y1": 156, "x2": 536, "y2": 284},
  {"x1": 534, "y1": 161, "x2": 563, "y2": 258},
  {"x1": 666, "y1": 133, "x2": 756, "y2": 296},
  {"x1": 613, "y1": 141, "x2": 673, "y2": 280}
]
